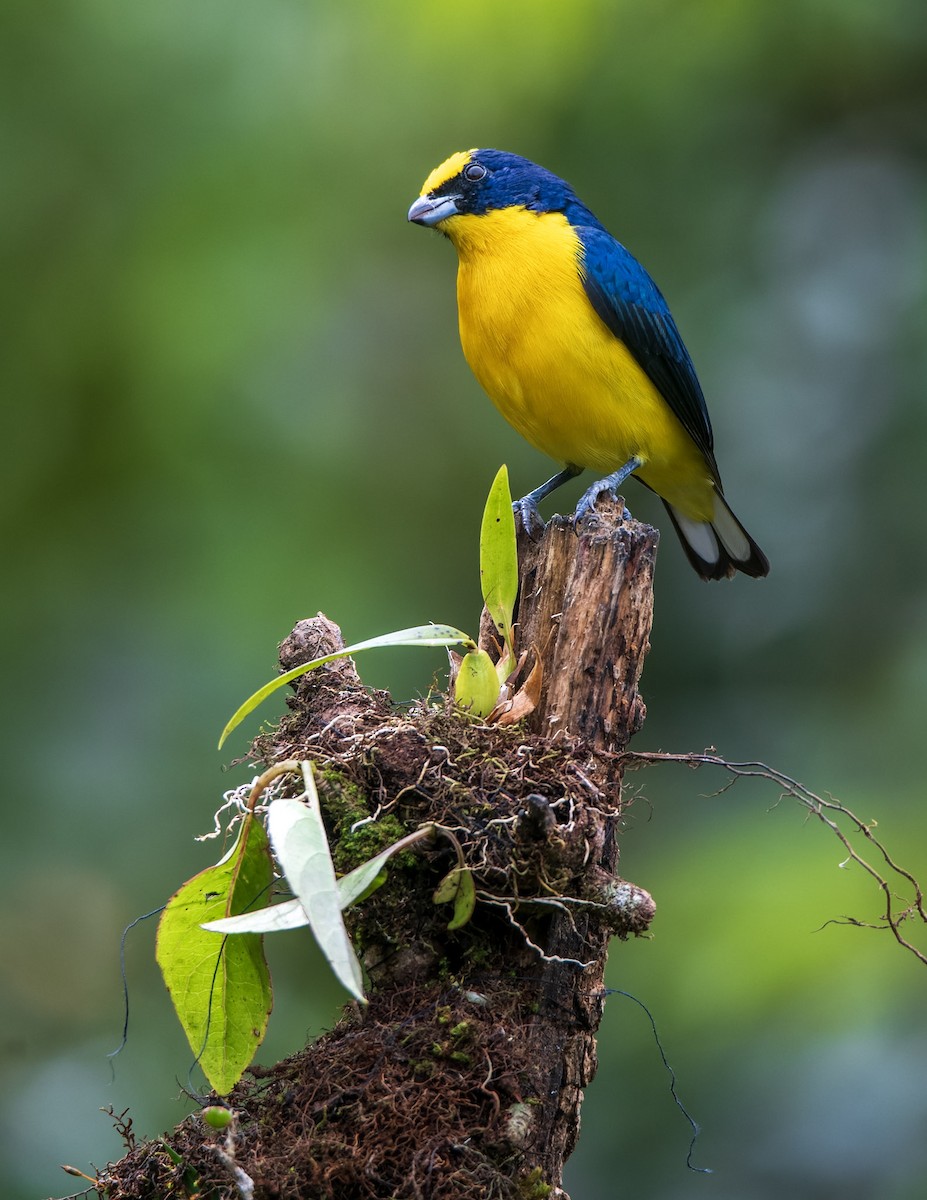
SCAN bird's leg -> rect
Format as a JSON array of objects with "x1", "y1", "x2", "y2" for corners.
[
  {"x1": 513, "y1": 465, "x2": 583, "y2": 538},
  {"x1": 573, "y1": 457, "x2": 642, "y2": 525}
]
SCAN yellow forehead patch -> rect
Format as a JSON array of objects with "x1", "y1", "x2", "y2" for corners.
[{"x1": 419, "y1": 149, "x2": 479, "y2": 196}]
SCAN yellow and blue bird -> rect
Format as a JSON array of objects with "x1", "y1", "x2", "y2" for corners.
[{"x1": 408, "y1": 149, "x2": 768, "y2": 581}]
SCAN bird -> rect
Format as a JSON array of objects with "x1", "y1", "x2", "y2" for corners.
[{"x1": 407, "y1": 149, "x2": 768, "y2": 581}]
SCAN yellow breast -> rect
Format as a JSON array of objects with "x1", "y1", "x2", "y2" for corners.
[{"x1": 442, "y1": 206, "x2": 714, "y2": 519}]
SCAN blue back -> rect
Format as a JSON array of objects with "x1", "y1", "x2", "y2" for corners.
[{"x1": 469, "y1": 150, "x2": 718, "y2": 477}]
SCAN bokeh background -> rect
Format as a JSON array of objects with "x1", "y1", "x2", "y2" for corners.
[{"x1": 3, "y1": 2, "x2": 927, "y2": 1197}]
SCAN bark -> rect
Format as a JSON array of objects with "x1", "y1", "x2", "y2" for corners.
[
  {"x1": 516, "y1": 499, "x2": 655, "y2": 749},
  {"x1": 512, "y1": 499, "x2": 657, "y2": 1181},
  {"x1": 101, "y1": 498, "x2": 659, "y2": 1200}
]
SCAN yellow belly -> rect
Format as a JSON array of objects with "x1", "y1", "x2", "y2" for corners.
[{"x1": 445, "y1": 207, "x2": 715, "y2": 521}]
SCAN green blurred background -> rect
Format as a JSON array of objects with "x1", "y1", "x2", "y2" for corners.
[{"x1": 3, "y1": 1, "x2": 926, "y2": 1196}]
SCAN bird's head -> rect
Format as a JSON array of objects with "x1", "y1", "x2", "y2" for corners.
[{"x1": 408, "y1": 149, "x2": 588, "y2": 232}]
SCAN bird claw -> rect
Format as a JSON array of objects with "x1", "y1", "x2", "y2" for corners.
[
  {"x1": 572, "y1": 490, "x2": 633, "y2": 533},
  {"x1": 572, "y1": 459, "x2": 640, "y2": 530},
  {"x1": 513, "y1": 497, "x2": 546, "y2": 540},
  {"x1": 573, "y1": 479, "x2": 616, "y2": 528}
]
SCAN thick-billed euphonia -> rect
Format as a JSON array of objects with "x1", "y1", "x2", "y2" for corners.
[{"x1": 408, "y1": 149, "x2": 768, "y2": 581}]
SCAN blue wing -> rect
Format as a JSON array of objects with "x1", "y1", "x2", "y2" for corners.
[{"x1": 576, "y1": 225, "x2": 720, "y2": 481}]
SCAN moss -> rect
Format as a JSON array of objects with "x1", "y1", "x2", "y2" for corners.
[
  {"x1": 317, "y1": 767, "x2": 369, "y2": 834},
  {"x1": 334, "y1": 812, "x2": 409, "y2": 874},
  {"x1": 317, "y1": 767, "x2": 413, "y2": 874},
  {"x1": 518, "y1": 1166, "x2": 553, "y2": 1198},
  {"x1": 464, "y1": 944, "x2": 494, "y2": 970}
]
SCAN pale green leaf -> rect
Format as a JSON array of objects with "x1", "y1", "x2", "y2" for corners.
[
  {"x1": 156, "y1": 816, "x2": 273, "y2": 1095},
  {"x1": 334, "y1": 825, "x2": 430, "y2": 908},
  {"x1": 479, "y1": 465, "x2": 518, "y2": 653},
  {"x1": 267, "y1": 763, "x2": 365, "y2": 1001},
  {"x1": 454, "y1": 648, "x2": 501, "y2": 718},
  {"x1": 433, "y1": 865, "x2": 477, "y2": 931},
  {"x1": 448, "y1": 867, "x2": 476, "y2": 930},
  {"x1": 219, "y1": 624, "x2": 475, "y2": 748},
  {"x1": 204, "y1": 824, "x2": 434, "y2": 935},
  {"x1": 495, "y1": 647, "x2": 515, "y2": 687},
  {"x1": 433, "y1": 866, "x2": 464, "y2": 906},
  {"x1": 203, "y1": 896, "x2": 308, "y2": 935}
]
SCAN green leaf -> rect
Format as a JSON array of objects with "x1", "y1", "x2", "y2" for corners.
[
  {"x1": 339, "y1": 865, "x2": 388, "y2": 908},
  {"x1": 219, "y1": 624, "x2": 476, "y2": 749},
  {"x1": 204, "y1": 825, "x2": 435, "y2": 935},
  {"x1": 267, "y1": 763, "x2": 365, "y2": 1001},
  {"x1": 448, "y1": 868, "x2": 476, "y2": 931},
  {"x1": 454, "y1": 648, "x2": 501, "y2": 718},
  {"x1": 334, "y1": 825, "x2": 432, "y2": 908},
  {"x1": 433, "y1": 866, "x2": 477, "y2": 931},
  {"x1": 480, "y1": 465, "x2": 518, "y2": 654},
  {"x1": 433, "y1": 866, "x2": 464, "y2": 905},
  {"x1": 203, "y1": 896, "x2": 309, "y2": 935},
  {"x1": 156, "y1": 816, "x2": 273, "y2": 1095}
]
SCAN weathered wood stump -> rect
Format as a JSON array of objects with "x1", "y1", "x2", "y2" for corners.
[{"x1": 101, "y1": 499, "x2": 659, "y2": 1200}]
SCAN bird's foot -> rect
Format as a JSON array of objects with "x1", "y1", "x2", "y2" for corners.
[
  {"x1": 572, "y1": 459, "x2": 641, "y2": 529},
  {"x1": 573, "y1": 479, "x2": 616, "y2": 527},
  {"x1": 513, "y1": 496, "x2": 547, "y2": 540}
]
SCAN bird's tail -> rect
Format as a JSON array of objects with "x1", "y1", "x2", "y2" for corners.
[{"x1": 663, "y1": 491, "x2": 769, "y2": 581}]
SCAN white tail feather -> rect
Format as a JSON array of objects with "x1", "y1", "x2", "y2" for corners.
[{"x1": 664, "y1": 490, "x2": 769, "y2": 580}]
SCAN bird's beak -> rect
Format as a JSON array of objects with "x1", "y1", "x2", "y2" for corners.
[{"x1": 408, "y1": 193, "x2": 460, "y2": 226}]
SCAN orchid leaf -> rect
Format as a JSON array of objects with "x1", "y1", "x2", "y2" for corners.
[
  {"x1": 480, "y1": 465, "x2": 518, "y2": 656},
  {"x1": 220, "y1": 624, "x2": 475, "y2": 748},
  {"x1": 156, "y1": 816, "x2": 273, "y2": 1094},
  {"x1": 204, "y1": 825, "x2": 435, "y2": 935},
  {"x1": 267, "y1": 763, "x2": 365, "y2": 1001}
]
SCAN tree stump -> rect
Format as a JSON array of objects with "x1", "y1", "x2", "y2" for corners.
[
  {"x1": 515, "y1": 498, "x2": 656, "y2": 749},
  {"x1": 101, "y1": 499, "x2": 659, "y2": 1200}
]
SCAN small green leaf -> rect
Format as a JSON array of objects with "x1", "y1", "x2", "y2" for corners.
[
  {"x1": 156, "y1": 816, "x2": 273, "y2": 1095},
  {"x1": 433, "y1": 866, "x2": 464, "y2": 906},
  {"x1": 267, "y1": 763, "x2": 365, "y2": 1001},
  {"x1": 454, "y1": 648, "x2": 500, "y2": 718},
  {"x1": 433, "y1": 866, "x2": 477, "y2": 931},
  {"x1": 480, "y1": 465, "x2": 518, "y2": 654},
  {"x1": 448, "y1": 868, "x2": 476, "y2": 931},
  {"x1": 219, "y1": 624, "x2": 476, "y2": 749}
]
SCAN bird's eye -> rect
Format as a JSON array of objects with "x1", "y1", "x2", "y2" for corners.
[{"x1": 463, "y1": 163, "x2": 486, "y2": 182}]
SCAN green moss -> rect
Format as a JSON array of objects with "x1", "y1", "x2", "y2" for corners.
[
  {"x1": 318, "y1": 769, "x2": 370, "y2": 828},
  {"x1": 335, "y1": 813, "x2": 408, "y2": 873},
  {"x1": 518, "y1": 1167, "x2": 553, "y2": 1198},
  {"x1": 317, "y1": 768, "x2": 412, "y2": 874},
  {"x1": 464, "y1": 945, "x2": 493, "y2": 969}
]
